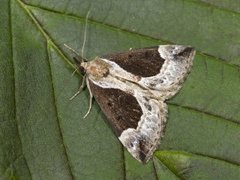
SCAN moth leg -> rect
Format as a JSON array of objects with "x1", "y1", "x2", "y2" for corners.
[
  {"x1": 69, "y1": 74, "x2": 86, "y2": 100},
  {"x1": 83, "y1": 78, "x2": 93, "y2": 118}
]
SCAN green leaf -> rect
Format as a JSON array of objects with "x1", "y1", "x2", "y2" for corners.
[{"x1": 1, "y1": 0, "x2": 239, "y2": 179}]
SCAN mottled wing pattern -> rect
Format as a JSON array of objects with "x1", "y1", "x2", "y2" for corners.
[{"x1": 139, "y1": 46, "x2": 195, "y2": 100}]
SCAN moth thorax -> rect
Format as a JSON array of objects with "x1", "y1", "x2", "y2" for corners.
[{"x1": 81, "y1": 57, "x2": 110, "y2": 78}]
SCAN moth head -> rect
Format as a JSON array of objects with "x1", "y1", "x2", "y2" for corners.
[
  {"x1": 159, "y1": 45, "x2": 195, "y2": 60},
  {"x1": 119, "y1": 129, "x2": 150, "y2": 163}
]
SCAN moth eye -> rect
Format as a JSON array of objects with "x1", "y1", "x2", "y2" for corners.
[
  {"x1": 79, "y1": 66, "x2": 86, "y2": 75},
  {"x1": 130, "y1": 143, "x2": 134, "y2": 147}
]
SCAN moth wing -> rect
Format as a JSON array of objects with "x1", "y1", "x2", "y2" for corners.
[
  {"x1": 89, "y1": 81, "x2": 167, "y2": 163},
  {"x1": 83, "y1": 45, "x2": 195, "y2": 163},
  {"x1": 103, "y1": 45, "x2": 195, "y2": 100},
  {"x1": 139, "y1": 45, "x2": 195, "y2": 100},
  {"x1": 88, "y1": 81, "x2": 143, "y2": 137}
]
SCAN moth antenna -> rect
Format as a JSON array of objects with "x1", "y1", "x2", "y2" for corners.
[
  {"x1": 63, "y1": 44, "x2": 83, "y2": 76},
  {"x1": 64, "y1": 43, "x2": 80, "y2": 57},
  {"x1": 83, "y1": 78, "x2": 93, "y2": 118},
  {"x1": 69, "y1": 74, "x2": 86, "y2": 100},
  {"x1": 81, "y1": 11, "x2": 90, "y2": 61}
]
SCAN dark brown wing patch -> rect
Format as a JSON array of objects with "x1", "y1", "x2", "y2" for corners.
[
  {"x1": 102, "y1": 47, "x2": 164, "y2": 77},
  {"x1": 89, "y1": 81, "x2": 142, "y2": 137}
]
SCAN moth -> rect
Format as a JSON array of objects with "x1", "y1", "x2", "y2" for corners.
[{"x1": 71, "y1": 45, "x2": 196, "y2": 163}]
